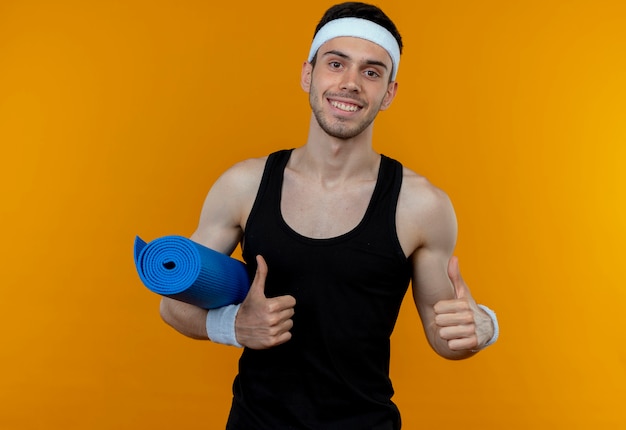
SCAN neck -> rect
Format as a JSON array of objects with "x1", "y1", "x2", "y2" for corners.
[{"x1": 290, "y1": 114, "x2": 380, "y2": 184}]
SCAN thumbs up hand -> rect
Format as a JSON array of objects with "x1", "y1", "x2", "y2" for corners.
[
  {"x1": 433, "y1": 256, "x2": 494, "y2": 352},
  {"x1": 235, "y1": 255, "x2": 296, "y2": 349}
]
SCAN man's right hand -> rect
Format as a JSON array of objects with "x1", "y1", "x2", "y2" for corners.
[{"x1": 235, "y1": 255, "x2": 296, "y2": 349}]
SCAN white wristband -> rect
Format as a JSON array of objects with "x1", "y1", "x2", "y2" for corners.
[
  {"x1": 206, "y1": 304, "x2": 242, "y2": 347},
  {"x1": 477, "y1": 304, "x2": 499, "y2": 349}
]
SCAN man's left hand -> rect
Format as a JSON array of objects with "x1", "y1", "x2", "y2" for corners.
[{"x1": 433, "y1": 256, "x2": 494, "y2": 351}]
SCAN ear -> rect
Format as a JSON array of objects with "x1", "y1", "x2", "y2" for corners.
[
  {"x1": 380, "y1": 81, "x2": 398, "y2": 111},
  {"x1": 301, "y1": 61, "x2": 313, "y2": 93}
]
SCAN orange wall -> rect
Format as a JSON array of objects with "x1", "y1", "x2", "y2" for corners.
[{"x1": 1, "y1": 0, "x2": 625, "y2": 428}]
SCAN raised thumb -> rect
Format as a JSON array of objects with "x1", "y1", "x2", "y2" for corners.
[
  {"x1": 248, "y1": 254, "x2": 268, "y2": 297},
  {"x1": 448, "y1": 256, "x2": 467, "y2": 299}
]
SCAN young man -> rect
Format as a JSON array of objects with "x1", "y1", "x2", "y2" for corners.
[{"x1": 160, "y1": 2, "x2": 499, "y2": 428}]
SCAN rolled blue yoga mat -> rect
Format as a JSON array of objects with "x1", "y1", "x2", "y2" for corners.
[{"x1": 134, "y1": 235, "x2": 250, "y2": 309}]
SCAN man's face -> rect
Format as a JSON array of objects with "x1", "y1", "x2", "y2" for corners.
[{"x1": 303, "y1": 36, "x2": 398, "y2": 140}]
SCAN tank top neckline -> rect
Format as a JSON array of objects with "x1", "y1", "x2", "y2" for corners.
[{"x1": 275, "y1": 149, "x2": 388, "y2": 244}]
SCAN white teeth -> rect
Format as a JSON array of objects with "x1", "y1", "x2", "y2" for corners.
[{"x1": 330, "y1": 100, "x2": 359, "y2": 112}]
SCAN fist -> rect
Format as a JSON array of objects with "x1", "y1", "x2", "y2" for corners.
[
  {"x1": 433, "y1": 256, "x2": 493, "y2": 351},
  {"x1": 235, "y1": 255, "x2": 296, "y2": 349}
]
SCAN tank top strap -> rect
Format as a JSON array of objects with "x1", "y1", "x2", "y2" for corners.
[
  {"x1": 245, "y1": 149, "x2": 293, "y2": 233},
  {"x1": 364, "y1": 154, "x2": 405, "y2": 261},
  {"x1": 375, "y1": 154, "x2": 403, "y2": 224}
]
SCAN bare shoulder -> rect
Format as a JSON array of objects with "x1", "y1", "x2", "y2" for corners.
[
  {"x1": 398, "y1": 166, "x2": 454, "y2": 215},
  {"x1": 397, "y1": 166, "x2": 458, "y2": 256},
  {"x1": 205, "y1": 155, "x2": 270, "y2": 214},
  {"x1": 215, "y1": 155, "x2": 268, "y2": 191},
  {"x1": 192, "y1": 155, "x2": 268, "y2": 252}
]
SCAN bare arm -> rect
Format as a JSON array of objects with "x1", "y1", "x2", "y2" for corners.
[
  {"x1": 159, "y1": 158, "x2": 296, "y2": 348},
  {"x1": 159, "y1": 158, "x2": 262, "y2": 339},
  {"x1": 399, "y1": 172, "x2": 494, "y2": 360}
]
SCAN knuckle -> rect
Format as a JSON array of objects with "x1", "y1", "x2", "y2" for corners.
[
  {"x1": 264, "y1": 302, "x2": 277, "y2": 314},
  {"x1": 260, "y1": 340, "x2": 273, "y2": 349},
  {"x1": 469, "y1": 336, "x2": 479, "y2": 350},
  {"x1": 461, "y1": 326, "x2": 475, "y2": 337},
  {"x1": 451, "y1": 340, "x2": 466, "y2": 351},
  {"x1": 462, "y1": 312, "x2": 475, "y2": 325},
  {"x1": 267, "y1": 315, "x2": 281, "y2": 327},
  {"x1": 434, "y1": 314, "x2": 445, "y2": 326}
]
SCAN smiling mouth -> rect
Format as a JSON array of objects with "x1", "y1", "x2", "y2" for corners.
[{"x1": 329, "y1": 100, "x2": 361, "y2": 112}]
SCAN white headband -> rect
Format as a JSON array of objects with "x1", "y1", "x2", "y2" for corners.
[{"x1": 307, "y1": 17, "x2": 401, "y2": 80}]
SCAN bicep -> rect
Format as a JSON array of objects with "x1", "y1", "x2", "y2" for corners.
[
  {"x1": 191, "y1": 158, "x2": 263, "y2": 255},
  {"x1": 191, "y1": 183, "x2": 243, "y2": 256},
  {"x1": 411, "y1": 247, "x2": 455, "y2": 318},
  {"x1": 409, "y1": 188, "x2": 458, "y2": 320}
]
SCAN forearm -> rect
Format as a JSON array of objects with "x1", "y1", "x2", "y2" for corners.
[{"x1": 160, "y1": 297, "x2": 209, "y2": 340}]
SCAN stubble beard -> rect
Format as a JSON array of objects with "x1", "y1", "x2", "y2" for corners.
[{"x1": 309, "y1": 83, "x2": 382, "y2": 140}]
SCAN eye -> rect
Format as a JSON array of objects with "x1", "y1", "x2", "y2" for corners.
[
  {"x1": 365, "y1": 70, "x2": 380, "y2": 79},
  {"x1": 329, "y1": 61, "x2": 342, "y2": 69}
]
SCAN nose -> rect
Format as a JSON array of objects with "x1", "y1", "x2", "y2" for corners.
[{"x1": 340, "y1": 67, "x2": 361, "y2": 92}]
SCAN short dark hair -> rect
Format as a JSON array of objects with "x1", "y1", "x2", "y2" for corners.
[{"x1": 312, "y1": 2, "x2": 403, "y2": 55}]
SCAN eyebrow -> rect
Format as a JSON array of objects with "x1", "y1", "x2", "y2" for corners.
[{"x1": 321, "y1": 49, "x2": 389, "y2": 71}]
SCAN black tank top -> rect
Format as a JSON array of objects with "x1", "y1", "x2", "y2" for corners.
[{"x1": 228, "y1": 149, "x2": 412, "y2": 430}]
